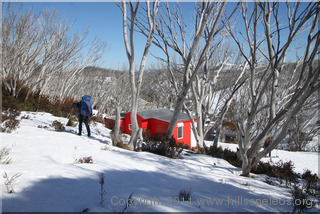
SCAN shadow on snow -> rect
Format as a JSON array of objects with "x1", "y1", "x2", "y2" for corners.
[{"x1": 2, "y1": 168, "x2": 293, "y2": 213}]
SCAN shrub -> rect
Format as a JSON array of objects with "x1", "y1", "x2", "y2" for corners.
[
  {"x1": 52, "y1": 120, "x2": 65, "y2": 132},
  {"x1": 2, "y1": 103, "x2": 21, "y2": 119},
  {"x1": 252, "y1": 161, "x2": 275, "y2": 177},
  {"x1": 1, "y1": 97, "x2": 21, "y2": 133},
  {"x1": 151, "y1": 132, "x2": 165, "y2": 142},
  {"x1": 74, "y1": 156, "x2": 93, "y2": 164},
  {"x1": 1, "y1": 99, "x2": 21, "y2": 133},
  {"x1": 90, "y1": 114, "x2": 104, "y2": 125},
  {"x1": 0, "y1": 147, "x2": 12, "y2": 164},
  {"x1": 142, "y1": 137, "x2": 184, "y2": 158},
  {"x1": 209, "y1": 146, "x2": 242, "y2": 167},
  {"x1": 222, "y1": 148, "x2": 241, "y2": 167},
  {"x1": 142, "y1": 129, "x2": 152, "y2": 141},
  {"x1": 21, "y1": 114, "x2": 31, "y2": 120},
  {"x1": 208, "y1": 145, "x2": 223, "y2": 158},
  {"x1": 179, "y1": 188, "x2": 192, "y2": 201},
  {"x1": 66, "y1": 117, "x2": 77, "y2": 127},
  {"x1": 3, "y1": 172, "x2": 22, "y2": 193},
  {"x1": 2, "y1": 85, "x2": 79, "y2": 120},
  {"x1": 115, "y1": 141, "x2": 130, "y2": 150},
  {"x1": 273, "y1": 161, "x2": 297, "y2": 187},
  {"x1": 301, "y1": 169, "x2": 318, "y2": 195},
  {"x1": 291, "y1": 183, "x2": 313, "y2": 213},
  {"x1": 1, "y1": 118, "x2": 20, "y2": 133},
  {"x1": 99, "y1": 172, "x2": 107, "y2": 207}
]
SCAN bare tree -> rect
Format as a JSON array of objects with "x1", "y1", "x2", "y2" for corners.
[
  {"x1": 184, "y1": 45, "x2": 247, "y2": 152},
  {"x1": 2, "y1": 4, "x2": 106, "y2": 100},
  {"x1": 2, "y1": 4, "x2": 43, "y2": 98},
  {"x1": 287, "y1": 94, "x2": 319, "y2": 151},
  {"x1": 118, "y1": 0, "x2": 159, "y2": 150},
  {"x1": 227, "y1": 2, "x2": 319, "y2": 176},
  {"x1": 138, "y1": 1, "x2": 240, "y2": 142},
  {"x1": 140, "y1": 68, "x2": 177, "y2": 109},
  {"x1": 110, "y1": 106, "x2": 122, "y2": 146}
]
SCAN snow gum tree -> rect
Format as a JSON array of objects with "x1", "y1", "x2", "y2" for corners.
[
  {"x1": 118, "y1": 0, "x2": 159, "y2": 150},
  {"x1": 227, "y1": 2, "x2": 319, "y2": 176},
  {"x1": 2, "y1": 3, "x2": 106, "y2": 99},
  {"x1": 185, "y1": 46, "x2": 247, "y2": 152},
  {"x1": 137, "y1": 1, "x2": 240, "y2": 147}
]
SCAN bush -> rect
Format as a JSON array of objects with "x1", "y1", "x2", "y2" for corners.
[
  {"x1": 115, "y1": 141, "x2": 130, "y2": 150},
  {"x1": 302, "y1": 169, "x2": 319, "y2": 195},
  {"x1": 208, "y1": 146, "x2": 224, "y2": 158},
  {"x1": 291, "y1": 183, "x2": 313, "y2": 213},
  {"x1": 2, "y1": 82, "x2": 79, "y2": 120},
  {"x1": 74, "y1": 156, "x2": 93, "y2": 164},
  {"x1": 0, "y1": 147, "x2": 12, "y2": 164},
  {"x1": 2, "y1": 102, "x2": 21, "y2": 119},
  {"x1": 90, "y1": 114, "x2": 104, "y2": 125},
  {"x1": 151, "y1": 132, "x2": 165, "y2": 142},
  {"x1": 3, "y1": 172, "x2": 22, "y2": 193},
  {"x1": 209, "y1": 146, "x2": 242, "y2": 167},
  {"x1": 1, "y1": 100, "x2": 21, "y2": 133},
  {"x1": 142, "y1": 137, "x2": 184, "y2": 159},
  {"x1": 52, "y1": 120, "x2": 65, "y2": 132},
  {"x1": 179, "y1": 189, "x2": 192, "y2": 201},
  {"x1": 1, "y1": 118, "x2": 20, "y2": 133},
  {"x1": 66, "y1": 117, "x2": 77, "y2": 127},
  {"x1": 142, "y1": 129, "x2": 152, "y2": 141},
  {"x1": 252, "y1": 161, "x2": 275, "y2": 177},
  {"x1": 273, "y1": 161, "x2": 297, "y2": 187}
]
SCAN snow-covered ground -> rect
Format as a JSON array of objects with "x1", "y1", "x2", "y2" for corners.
[
  {"x1": 204, "y1": 142, "x2": 319, "y2": 176},
  {"x1": 1, "y1": 112, "x2": 319, "y2": 213}
]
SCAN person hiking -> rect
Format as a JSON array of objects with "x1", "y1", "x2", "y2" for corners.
[
  {"x1": 72, "y1": 95, "x2": 92, "y2": 137},
  {"x1": 264, "y1": 137, "x2": 272, "y2": 157}
]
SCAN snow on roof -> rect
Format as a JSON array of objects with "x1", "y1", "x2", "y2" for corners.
[{"x1": 137, "y1": 108, "x2": 190, "y2": 122}]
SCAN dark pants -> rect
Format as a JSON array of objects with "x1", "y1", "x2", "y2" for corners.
[{"x1": 79, "y1": 114, "x2": 90, "y2": 136}]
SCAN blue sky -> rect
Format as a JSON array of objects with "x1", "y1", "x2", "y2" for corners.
[
  {"x1": 16, "y1": 1, "x2": 200, "y2": 70},
  {"x1": 20, "y1": 2, "x2": 140, "y2": 70},
  {"x1": 4, "y1": 1, "x2": 313, "y2": 70}
]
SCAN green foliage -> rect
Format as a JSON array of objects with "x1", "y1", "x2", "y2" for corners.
[
  {"x1": 251, "y1": 161, "x2": 275, "y2": 177},
  {"x1": 209, "y1": 146, "x2": 242, "y2": 167}
]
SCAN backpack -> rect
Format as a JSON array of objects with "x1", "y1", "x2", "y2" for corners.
[{"x1": 80, "y1": 95, "x2": 92, "y2": 116}]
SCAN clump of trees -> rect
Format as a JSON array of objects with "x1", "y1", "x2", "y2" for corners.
[
  {"x1": 2, "y1": 3, "x2": 106, "y2": 102},
  {"x1": 2, "y1": 1, "x2": 319, "y2": 177},
  {"x1": 225, "y1": 2, "x2": 319, "y2": 176}
]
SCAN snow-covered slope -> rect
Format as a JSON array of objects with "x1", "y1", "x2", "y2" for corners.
[
  {"x1": 210, "y1": 142, "x2": 319, "y2": 176},
  {"x1": 1, "y1": 112, "x2": 319, "y2": 213}
]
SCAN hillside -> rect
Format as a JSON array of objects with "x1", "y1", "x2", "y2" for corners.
[{"x1": 1, "y1": 112, "x2": 319, "y2": 213}]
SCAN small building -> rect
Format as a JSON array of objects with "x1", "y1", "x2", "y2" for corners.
[
  {"x1": 104, "y1": 108, "x2": 197, "y2": 148},
  {"x1": 220, "y1": 121, "x2": 237, "y2": 143}
]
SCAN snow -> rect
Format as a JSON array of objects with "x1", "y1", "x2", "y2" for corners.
[
  {"x1": 209, "y1": 142, "x2": 319, "y2": 176},
  {"x1": 1, "y1": 112, "x2": 319, "y2": 213}
]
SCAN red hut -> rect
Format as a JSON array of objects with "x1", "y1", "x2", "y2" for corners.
[{"x1": 104, "y1": 108, "x2": 197, "y2": 147}]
